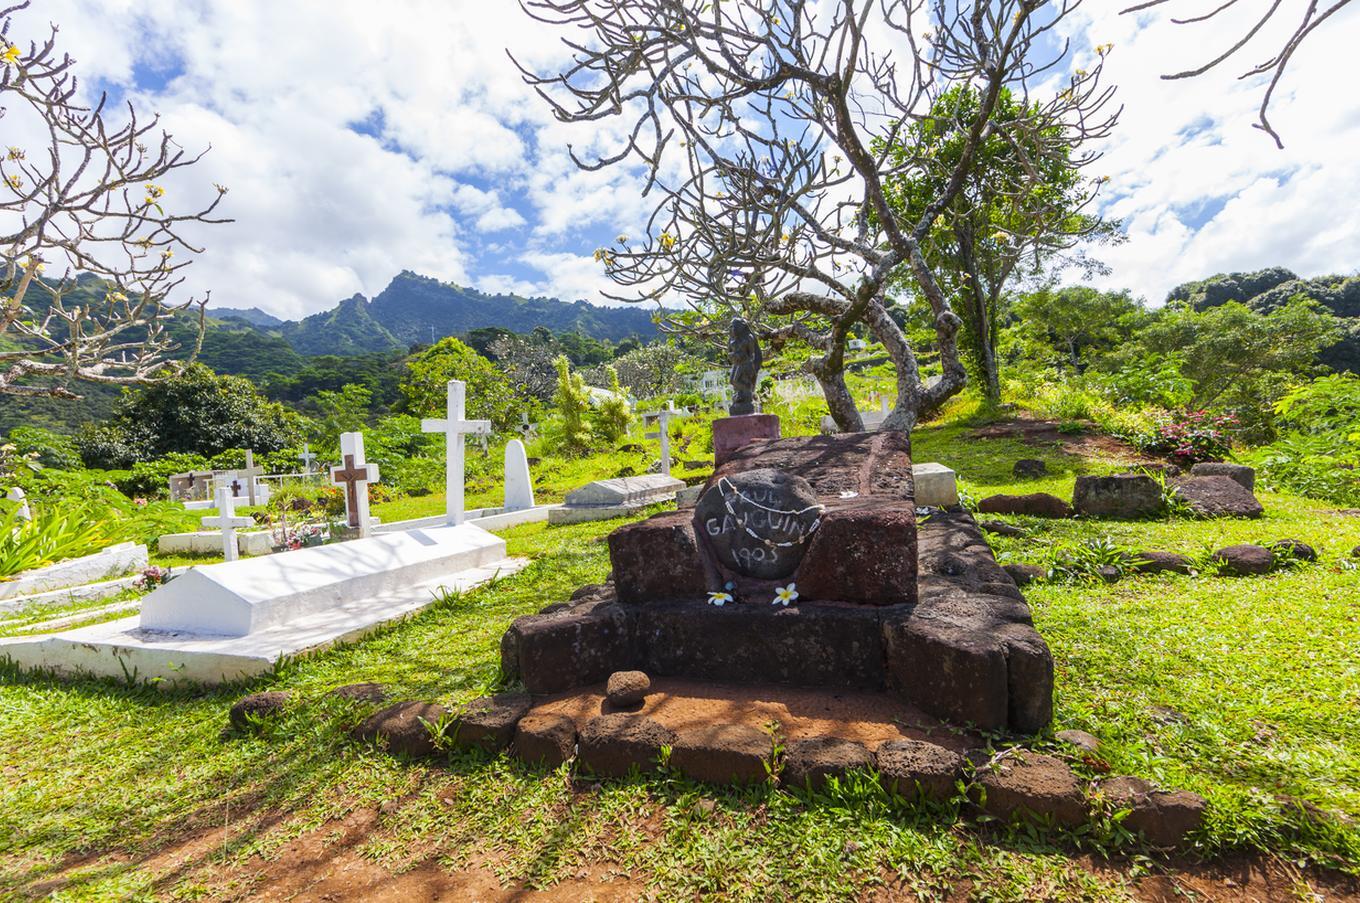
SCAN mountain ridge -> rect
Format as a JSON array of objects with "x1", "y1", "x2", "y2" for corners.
[{"x1": 211, "y1": 270, "x2": 659, "y2": 356}]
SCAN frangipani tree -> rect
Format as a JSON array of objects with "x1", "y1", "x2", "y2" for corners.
[
  {"x1": 0, "y1": 1, "x2": 228, "y2": 399},
  {"x1": 518, "y1": 0, "x2": 1118, "y2": 431}
]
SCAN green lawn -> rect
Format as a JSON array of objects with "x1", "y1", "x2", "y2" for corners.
[{"x1": 3, "y1": 421, "x2": 1360, "y2": 900}]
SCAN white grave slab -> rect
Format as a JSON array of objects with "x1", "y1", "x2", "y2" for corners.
[
  {"x1": 913, "y1": 462, "x2": 959, "y2": 508},
  {"x1": 156, "y1": 530, "x2": 273, "y2": 558},
  {"x1": 0, "y1": 522, "x2": 529, "y2": 685},
  {"x1": 141, "y1": 522, "x2": 507, "y2": 637},
  {"x1": 0, "y1": 542, "x2": 148, "y2": 603},
  {"x1": 549, "y1": 474, "x2": 685, "y2": 525},
  {"x1": 504, "y1": 439, "x2": 535, "y2": 511}
]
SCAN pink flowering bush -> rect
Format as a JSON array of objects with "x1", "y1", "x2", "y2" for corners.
[{"x1": 1136, "y1": 410, "x2": 1237, "y2": 465}]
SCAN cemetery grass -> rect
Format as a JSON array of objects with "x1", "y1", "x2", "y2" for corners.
[{"x1": 3, "y1": 431, "x2": 1360, "y2": 899}]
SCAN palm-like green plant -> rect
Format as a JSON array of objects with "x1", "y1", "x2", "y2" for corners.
[{"x1": 0, "y1": 499, "x2": 113, "y2": 579}]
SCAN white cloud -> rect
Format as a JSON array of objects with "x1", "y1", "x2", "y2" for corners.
[
  {"x1": 3, "y1": 1, "x2": 1357, "y2": 320},
  {"x1": 1062, "y1": 4, "x2": 1360, "y2": 303}
]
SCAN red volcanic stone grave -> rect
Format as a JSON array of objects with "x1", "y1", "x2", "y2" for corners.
[{"x1": 501, "y1": 431, "x2": 1055, "y2": 736}]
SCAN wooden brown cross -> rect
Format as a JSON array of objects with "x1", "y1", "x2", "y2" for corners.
[
  {"x1": 229, "y1": 479, "x2": 243, "y2": 497},
  {"x1": 331, "y1": 454, "x2": 367, "y2": 528}
]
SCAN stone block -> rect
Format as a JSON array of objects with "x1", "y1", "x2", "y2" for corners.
[
  {"x1": 712, "y1": 414, "x2": 781, "y2": 465},
  {"x1": 1190, "y1": 461, "x2": 1255, "y2": 491},
  {"x1": 884, "y1": 618, "x2": 1009, "y2": 730},
  {"x1": 1268, "y1": 538, "x2": 1316, "y2": 562},
  {"x1": 608, "y1": 512, "x2": 707, "y2": 603},
  {"x1": 504, "y1": 600, "x2": 638, "y2": 695},
  {"x1": 912, "y1": 463, "x2": 959, "y2": 507},
  {"x1": 670, "y1": 723, "x2": 773, "y2": 785},
  {"x1": 514, "y1": 712, "x2": 577, "y2": 768},
  {"x1": 563, "y1": 474, "x2": 686, "y2": 508},
  {"x1": 797, "y1": 503, "x2": 917, "y2": 605},
  {"x1": 713, "y1": 430, "x2": 913, "y2": 501},
  {"x1": 1099, "y1": 775, "x2": 1206, "y2": 847},
  {"x1": 1003, "y1": 564, "x2": 1046, "y2": 586},
  {"x1": 974, "y1": 751, "x2": 1087, "y2": 827},
  {"x1": 636, "y1": 598, "x2": 885, "y2": 690},
  {"x1": 1012, "y1": 459, "x2": 1048, "y2": 479},
  {"x1": 451, "y1": 692, "x2": 532, "y2": 753},
  {"x1": 676, "y1": 485, "x2": 703, "y2": 508},
  {"x1": 977, "y1": 493, "x2": 1072, "y2": 518},
  {"x1": 1073, "y1": 474, "x2": 1163, "y2": 519},
  {"x1": 782, "y1": 736, "x2": 873, "y2": 791},
  {"x1": 354, "y1": 701, "x2": 448, "y2": 758},
  {"x1": 578, "y1": 713, "x2": 677, "y2": 777},
  {"x1": 874, "y1": 738, "x2": 966, "y2": 801},
  {"x1": 1169, "y1": 475, "x2": 1263, "y2": 518}
]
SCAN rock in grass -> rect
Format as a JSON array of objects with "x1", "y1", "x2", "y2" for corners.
[
  {"x1": 1212, "y1": 544, "x2": 1274, "y2": 576},
  {"x1": 979, "y1": 519, "x2": 1027, "y2": 537},
  {"x1": 578, "y1": 713, "x2": 677, "y2": 777},
  {"x1": 973, "y1": 750, "x2": 1087, "y2": 827},
  {"x1": 1003, "y1": 563, "x2": 1046, "y2": 586},
  {"x1": 782, "y1": 736, "x2": 873, "y2": 792},
  {"x1": 1055, "y1": 729, "x2": 1101, "y2": 753},
  {"x1": 1189, "y1": 461, "x2": 1255, "y2": 492},
  {"x1": 1072, "y1": 474, "x2": 1163, "y2": 519},
  {"x1": 605, "y1": 670, "x2": 651, "y2": 708},
  {"x1": 451, "y1": 692, "x2": 533, "y2": 753},
  {"x1": 330, "y1": 682, "x2": 387, "y2": 704},
  {"x1": 1267, "y1": 539, "x2": 1317, "y2": 562},
  {"x1": 670, "y1": 723, "x2": 773, "y2": 785},
  {"x1": 514, "y1": 712, "x2": 577, "y2": 768},
  {"x1": 1169, "y1": 476, "x2": 1264, "y2": 519},
  {"x1": 977, "y1": 493, "x2": 1072, "y2": 518},
  {"x1": 1131, "y1": 551, "x2": 1194, "y2": 575},
  {"x1": 1099, "y1": 775, "x2": 1206, "y2": 847},
  {"x1": 229, "y1": 691, "x2": 291, "y2": 731},
  {"x1": 353, "y1": 701, "x2": 448, "y2": 758},
  {"x1": 1012, "y1": 459, "x2": 1048, "y2": 479},
  {"x1": 874, "y1": 738, "x2": 965, "y2": 802}
]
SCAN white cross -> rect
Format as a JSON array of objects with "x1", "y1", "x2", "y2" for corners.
[
  {"x1": 421, "y1": 379, "x2": 491, "y2": 526},
  {"x1": 329, "y1": 432, "x2": 381, "y2": 537},
  {"x1": 240, "y1": 450, "x2": 264, "y2": 506},
  {"x1": 202, "y1": 486, "x2": 253, "y2": 562},
  {"x1": 644, "y1": 403, "x2": 689, "y2": 477},
  {"x1": 298, "y1": 442, "x2": 317, "y2": 475}
]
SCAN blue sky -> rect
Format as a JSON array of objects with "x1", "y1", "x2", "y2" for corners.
[{"x1": 12, "y1": 0, "x2": 1359, "y2": 320}]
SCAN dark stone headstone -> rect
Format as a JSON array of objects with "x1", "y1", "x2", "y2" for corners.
[
  {"x1": 1012, "y1": 459, "x2": 1048, "y2": 479},
  {"x1": 711, "y1": 414, "x2": 782, "y2": 465},
  {"x1": 1073, "y1": 474, "x2": 1163, "y2": 519},
  {"x1": 692, "y1": 468, "x2": 823, "y2": 580}
]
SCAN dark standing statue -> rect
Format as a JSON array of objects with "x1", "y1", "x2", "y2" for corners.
[{"x1": 727, "y1": 317, "x2": 762, "y2": 416}]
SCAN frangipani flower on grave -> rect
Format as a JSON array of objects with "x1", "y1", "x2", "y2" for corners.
[
  {"x1": 707, "y1": 591, "x2": 733, "y2": 607},
  {"x1": 772, "y1": 584, "x2": 799, "y2": 607}
]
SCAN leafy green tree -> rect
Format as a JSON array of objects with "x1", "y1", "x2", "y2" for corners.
[
  {"x1": 1011, "y1": 286, "x2": 1148, "y2": 370},
  {"x1": 6, "y1": 426, "x2": 80, "y2": 469},
  {"x1": 400, "y1": 337, "x2": 524, "y2": 430},
  {"x1": 75, "y1": 364, "x2": 302, "y2": 467},
  {"x1": 309, "y1": 384, "x2": 372, "y2": 450},
  {"x1": 552, "y1": 355, "x2": 593, "y2": 455},
  {"x1": 610, "y1": 342, "x2": 698, "y2": 399},
  {"x1": 882, "y1": 86, "x2": 1116, "y2": 401},
  {"x1": 1138, "y1": 297, "x2": 1339, "y2": 440},
  {"x1": 592, "y1": 366, "x2": 632, "y2": 444}
]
